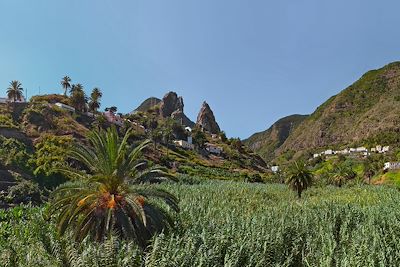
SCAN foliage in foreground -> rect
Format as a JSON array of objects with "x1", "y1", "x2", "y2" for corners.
[
  {"x1": 1, "y1": 182, "x2": 400, "y2": 266},
  {"x1": 48, "y1": 126, "x2": 179, "y2": 247}
]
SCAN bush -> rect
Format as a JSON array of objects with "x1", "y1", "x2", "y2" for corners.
[{"x1": 6, "y1": 180, "x2": 42, "y2": 204}]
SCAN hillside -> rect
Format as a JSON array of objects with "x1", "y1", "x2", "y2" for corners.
[
  {"x1": 277, "y1": 62, "x2": 400, "y2": 156},
  {"x1": 244, "y1": 114, "x2": 308, "y2": 161},
  {"x1": 134, "y1": 97, "x2": 161, "y2": 112}
]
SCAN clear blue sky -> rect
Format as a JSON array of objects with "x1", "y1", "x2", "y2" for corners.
[{"x1": 1, "y1": 1, "x2": 400, "y2": 138}]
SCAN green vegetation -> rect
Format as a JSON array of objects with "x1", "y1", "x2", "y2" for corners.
[
  {"x1": 2, "y1": 182, "x2": 400, "y2": 266},
  {"x1": 48, "y1": 127, "x2": 179, "y2": 247}
]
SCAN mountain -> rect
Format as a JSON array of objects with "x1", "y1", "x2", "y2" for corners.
[
  {"x1": 196, "y1": 101, "x2": 221, "y2": 134},
  {"x1": 278, "y1": 62, "x2": 400, "y2": 156},
  {"x1": 246, "y1": 62, "x2": 400, "y2": 161},
  {"x1": 134, "y1": 97, "x2": 161, "y2": 112},
  {"x1": 243, "y1": 114, "x2": 308, "y2": 161},
  {"x1": 134, "y1": 92, "x2": 195, "y2": 127}
]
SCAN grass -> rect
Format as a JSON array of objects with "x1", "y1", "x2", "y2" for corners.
[{"x1": 1, "y1": 181, "x2": 400, "y2": 266}]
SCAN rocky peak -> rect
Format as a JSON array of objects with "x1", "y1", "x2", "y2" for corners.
[
  {"x1": 159, "y1": 92, "x2": 184, "y2": 118},
  {"x1": 196, "y1": 101, "x2": 221, "y2": 134}
]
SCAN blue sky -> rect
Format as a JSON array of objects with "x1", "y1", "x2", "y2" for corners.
[{"x1": 1, "y1": 1, "x2": 400, "y2": 138}]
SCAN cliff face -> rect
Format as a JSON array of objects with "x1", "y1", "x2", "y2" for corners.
[
  {"x1": 196, "y1": 101, "x2": 221, "y2": 134},
  {"x1": 244, "y1": 115, "x2": 308, "y2": 161}
]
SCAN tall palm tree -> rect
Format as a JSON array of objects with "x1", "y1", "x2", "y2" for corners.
[
  {"x1": 6, "y1": 80, "x2": 23, "y2": 103},
  {"x1": 285, "y1": 161, "x2": 313, "y2": 198},
  {"x1": 48, "y1": 127, "x2": 179, "y2": 247},
  {"x1": 88, "y1": 87, "x2": 102, "y2": 112},
  {"x1": 61, "y1": 76, "x2": 71, "y2": 96}
]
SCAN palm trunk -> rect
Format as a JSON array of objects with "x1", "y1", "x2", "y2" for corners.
[{"x1": 297, "y1": 188, "x2": 302, "y2": 199}]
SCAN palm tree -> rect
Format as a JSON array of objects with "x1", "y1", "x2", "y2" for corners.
[
  {"x1": 48, "y1": 126, "x2": 179, "y2": 247},
  {"x1": 285, "y1": 161, "x2": 313, "y2": 198},
  {"x1": 70, "y1": 90, "x2": 87, "y2": 112},
  {"x1": 6, "y1": 80, "x2": 23, "y2": 103},
  {"x1": 61, "y1": 76, "x2": 71, "y2": 96},
  {"x1": 88, "y1": 87, "x2": 102, "y2": 112},
  {"x1": 70, "y1": 83, "x2": 83, "y2": 95},
  {"x1": 331, "y1": 164, "x2": 356, "y2": 187}
]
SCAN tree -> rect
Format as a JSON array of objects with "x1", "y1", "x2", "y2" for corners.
[
  {"x1": 61, "y1": 76, "x2": 71, "y2": 96},
  {"x1": 88, "y1": 87, "x2": 102, "y2": 112},
  {"x1": 331, "y1": 164, "x2": 356, "y2": 187},
  {"x1": 285, "y1": 161, "x2": 313, "y2": 198},
  {"x1": 6, "y1": 80, "x2": 23, "y2": 103},
  {"x1": 192, "y1": 127, "x2": 207, "y2": 149},
  {"x1": 70, "y1": 84, "x2": 87, "y2": 112},
  {"x1": 69, "y1": 83, "x2": 83, "y2": 95},
  {"x1": 48, "y1": 127, "x2": 179, "y2": 247}
]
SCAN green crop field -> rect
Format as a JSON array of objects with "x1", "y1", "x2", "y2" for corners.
[{"x1": 1, "y1": 181, "x2": 400, "y2": 266}]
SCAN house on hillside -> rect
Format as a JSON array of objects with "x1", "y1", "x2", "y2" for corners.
[
  {"x1": 0, "y1": 95, "x2": 26, "y2": 104},
  {"x1": 205, "y1": 143, "x2": 223, "y2": 155},
  {"x1": 55, "y1": 102, "x2": 75, "y2": 113},
  {"x1": 174, "y1": 140, "x2": 194, "y2": 150},
  {"x1": 384, "y1": 162, "x2": 400, "y2": 171}
]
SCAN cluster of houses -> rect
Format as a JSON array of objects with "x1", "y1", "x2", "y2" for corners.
[
  {"x1": 173, "y1": 127, "x2": 224, "y2": 155},
  {"x1": 55, "y1": 101, "x2": 224, "y2": 155},
  {"x1": 313, "y1": 145, "x2": 390, "y2": 158}
]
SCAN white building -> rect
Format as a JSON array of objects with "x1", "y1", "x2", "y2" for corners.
[
  {"x1": 356, "y1": 147, "x2": 368, "y2": 153},
  {"x1": 174, "y1": 140, "x2": 194, "y2": 150},
  {"x1": 0, "y1": 96, "x2": 26, "y2": 104},
  {"x1": 382, "y1": 146, "x2": 390, "y2": 153},
  {"x1": 205, "y1": 143, "x2": 223, "y2": 155},
  {"x1": 55, "y1": 102, "x2": 75, "y2": 113},
  {"x1": 313, "y1": 153, "x2": 321, "y2": 158},
  {"x1": 324, "y1": 149, "x2": 334, "y2": 155},
  {"x1": 384, "y1": 162, "x2": 400, "y2": 171},
  {"x1": 271, "y1": 166, "x2": 280, "y2": 173}
]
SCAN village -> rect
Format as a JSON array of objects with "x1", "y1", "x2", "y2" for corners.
[{"x1": 1, "y1": 94, "x2": 224, "y2": 157}]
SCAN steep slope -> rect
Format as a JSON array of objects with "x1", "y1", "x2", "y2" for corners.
[
  {"x1": 279, "y1": 62, "x2": 400, "y2": 155},
  {"x1": 244, "y1": 114, "x2": 308, "y2": 161},
  {"x1": 134, "y1": 97, "x2": 161, "y2": 112},
  {"x1": 196, "y1": 101, "x2": 221, "y2": 134}
]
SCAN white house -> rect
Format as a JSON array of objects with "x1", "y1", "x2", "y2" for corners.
[
  {"x1": 382, "y1": 146, "x2": 390, "y2": 153},
  {"x1": 205, "y1": 143, "x2": 223, "y2": 155},
  {"x1": 187, "y1": 136, "x2": 193, "y2": 144},
  {"x1": 324, "y1": 149, "x2": 334, "y2": 155},
  {"x1": 384, "y1": 162, "x2": 400, "y2": 171},
  {"x1": 271, "y1": 166, "x2": 280, "y2": 173},
  {"x1": 174, "y1": 140, "x2": 194, "y2": 150},
  {"x1": 0, "y1": 96, "x2": 26, "y2": 104},
  {"x1": 356, "y1": 147, "x2": 368, "y2": 153},
  {"x1": 55, "y1": 102, "x2": 75, "y2": 113},
  {"x1": 313, "y1": 153, "x2": 321, "y2": 158}
]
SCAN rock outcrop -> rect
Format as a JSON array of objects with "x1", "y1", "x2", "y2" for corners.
[
  {"x1": 160, "y1": 92, "x2": 184, "y2": 118},
  {"x1": 196, "y1": 101, "x2": 221, "y2": 134},
  {"x1": 144, "y1": 91, "x2": 195, "y2": 127},
  {"x1": 134, "y1": 97, "x2": 161, "y2": 112}
]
